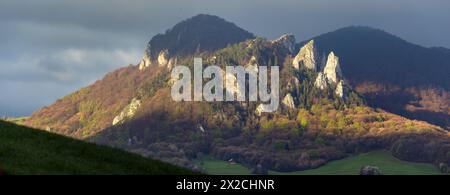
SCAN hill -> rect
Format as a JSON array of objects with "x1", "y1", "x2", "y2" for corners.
[
  {"x1": 91, "y1": 37, "x2": 449, "y2": 172},
  {"x1": 138, "y1": 14, "x2": 255, "y2": 70},
  {"x1": 0, "y1": 120, "x2": 196, "y2": 175},
  {"x1": 304, "y1": 26, "x2": 450, "y2": 129}
]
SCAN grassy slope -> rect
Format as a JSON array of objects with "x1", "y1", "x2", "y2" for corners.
[
  {"x1": 271, "y1": 151, "x2": 440, "y2": 175},
  {"x1": 194, "y1": 156, "x2": 253, "y2": 175},
  {"x1": 0, "y1": 120, "x2": 197, "y2": 175},
  {"x1": 197, "y1": 151, "x2": 441, "y2": 175}
]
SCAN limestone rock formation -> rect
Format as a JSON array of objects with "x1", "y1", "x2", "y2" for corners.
[
  {"x1": 225, "y1": 71, "x2": 242, "y2": 99},
  {"x1": 255, "y1": 104, "x2": 266, "y2": 116},
  {"x1": 314, "y1": 72, "x2": 328, "y2": 90},
  {"x1": 323, "y1": 52, "x2": 342, "y2": 84},
  {"x1": 167, "y1": 57, "x2": 177, "y2": 70},
  {"x1": 246, "y1": 56, "x2": 259, "y2": 76},
  {"x1": 360, "y1": 165, "x2": 381, "y2": 175},
  {"x1": 138, "y1": 49, "x2": 152, "y2": 70},
  {"x1": 335, "y1": 80, "x2": 345, "y2": 98},
  {"x1": 272, "y1": 34, "x2": 296, "y2": 54},
  {"x1": 112, "y1": 98, "x2": 141, "y2": 125},
  {"x1": 158, "y1": 50, "x2": 169, "y2": 67},
  {"x1": 292, "y1": 40, "x2": 317, "y2": 70},
  {"x1": 282, "y1": 93, "x2": 295, "y2": 109}
]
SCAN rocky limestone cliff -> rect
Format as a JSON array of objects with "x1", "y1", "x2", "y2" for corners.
[
  {"x1": 167, "y1": 57, "x2": 177, "y2": 70},
  {"x1": 323, "y1": 52, "x2": 342, "y2": 84},
  {"x1": 112, "y1": 98, "x2": 142, "y2": 125},
  {"x1": 246, "y1": 56, "x2": 259, "y2": 75},
  {"x1": 138, "y1": 46, "x2": 152, "y2": 70},
  {"x1": 314, "y1": 51, "x2": 347, "y2": 98},
  {"x1": 272, "y1": 34, "x2": 296, "y2": 54},
  {"x1": 157, "y1": 50, "x2": 170, "y2": 67},
  {"x1": 282, "y1": 93, "x2": 295, "y2": 109},
  {"x1": 314, "y1": 72, "x2": 328, "y2": 90},
  {"x1": 335, "y1": 80, "x2": 345, "y2": 98},
  {"x1": 292, "y1": 40, "x2": 317, "y2": 71}
]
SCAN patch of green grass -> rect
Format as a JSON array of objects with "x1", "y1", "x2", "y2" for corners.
[
  {"x1": 194, "y1": 156, "x2": 252, "y2": 175},
  {"x1": 0, "y1": 120, "x2": 197, "y2": 175},
  {"x1": 197, "y1": 151, "x2": 441, "y2": 175},
  {"x1": 273, "y1": 151, "x2": 441, "y2": 175},
  {"x1": 4, "y1": 116, "x2": 29, "y2": 124}
]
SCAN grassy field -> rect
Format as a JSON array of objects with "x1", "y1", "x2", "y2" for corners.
[
  {"x1": 0, "y1": 120, "x2": 197, "y2": 175},
  {"x1": 195, "y1": 156, "x2": 253, "y2": 175},
  {"x1": 197, "y1": 151, "x2": 441, "y2": 175}
]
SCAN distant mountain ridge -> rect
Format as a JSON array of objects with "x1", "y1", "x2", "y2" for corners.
[
  {"x1": 302, "y1": 26, "x2": 450, "y2": 129},
  {"x1": 301, "y1": 26, "x2": 450, "y2": 89}
]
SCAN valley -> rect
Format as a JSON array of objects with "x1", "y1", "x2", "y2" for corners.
[{"x1": 196, "y1": 151, "x2": 442, "y2": 175}]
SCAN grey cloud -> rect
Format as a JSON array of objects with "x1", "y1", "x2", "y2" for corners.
[{"x1": 1, "y1": 0, "x2": 450, "y2": 116}]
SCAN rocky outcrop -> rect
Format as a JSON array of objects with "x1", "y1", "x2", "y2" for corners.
[
  {"x1": 167, "y1": 57, "x2": 177, "y2": 70},
  {"x1": 246, "y1": 56, "x2": 259, "y2": 75},
  {"x1": 255, "y1": 104, "x2": 267, "y2": 116},
  {"x1": 272, "y1": 34, "x2": 296, "y2": 54},
  {"x1": 158, "y1": 50, "x2": 169, "y2": 67},
  {"x1": 314, "y1": 51, "x2": 347, "y2": 98},
  {"x1": 225, "y1": 71, "x2": 242, "y2": 99},
  {"x1": 360, "y1": 166, "x2": 381, "y2": 175},
  {"x1": 292, "y1": 40, "x2": 317, "y2": 71},
  {"x1": 314, "y1": 72, "x2": 328, "y2": 90},
  {"x1": 282, "y1": 93, "x2": 295, "y2": 109},
  {"x1": 323, "y1": 52, "x2": 342, "y2": 84},
  {"x1": 138, "y1": 48, "x2": 152, "y2": 70},
  {"x1": 197, "y1": 124, "x2": 206, "y2": 133},
  {"x1": 112, "y1": 98, "x2": 141, "y2": 125},
  {"x1": 335, "y1": 80, "x2": 345, "y2": 98}
]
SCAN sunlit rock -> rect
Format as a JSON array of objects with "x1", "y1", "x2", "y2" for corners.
[
  {"x1": 292, "y1": 40, "x2": 317, "y2": 70},
  {"x1": 112, "y1": 98, "x2": 141, "y2": 125}
]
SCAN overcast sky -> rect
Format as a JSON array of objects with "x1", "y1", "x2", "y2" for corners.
[{"x1": 1, "y1": 0, "x2": 449, "y2": 117}]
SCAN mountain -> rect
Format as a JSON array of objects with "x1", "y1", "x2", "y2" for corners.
[
  {"x1": 0, "y1": 120, "x2": 197, "y2": 175},
  {"x1": 138, "y1": 14, "x2": 255, "y2": 70},
  {"x1": 303, "y1": 26, "x2": 450, "y2": 129},
  {"x1": 24, "y1": 15, "x2": 450, "y2": 173}
]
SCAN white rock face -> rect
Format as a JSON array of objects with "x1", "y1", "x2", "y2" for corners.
[
  {"x1": 225, "y1": 71, "x2": 242, "y2": 99},
  {"x1": 255, "y1": 104, "x2": 266, "y2": 116},
  {"x1": 167, "y1": 57, "x2": 177, "y2": 70},
  {"x1": 272, "y1": 34, "x2": 296, "y2": 54},
  {"x1": 323, "y1": 52, "x2": 342, "y2": 84},
  {"x1": 198, "y1": 124, "x2": 206, "y2": 133},
  {"x1": 335, "y1": 80, "x2": 345, "y2": 98},
  {"x1": 314, "y1": 51, "x2": 347, "y2": 98},
  {"x1": 209, "y1": 56, "x2": 218, "y2": 65},
  {"x1": 246, "y1": 56, "x2": 259, "y2": 76},
  {"x1": 158, "y1": 50, "x2": 169, "y2": 67},
  {"x1": 292, "y1": 40, "x2": 317, "y2": 71},
  {"x1": 112, "y1": 98, "x2": 141, "y2": 125},
  {"x1": 138, "y1": 51, "x2": 152, "y2": 70},
  {"x1": 247, "y1": 56, "x2": 258, "y2": 67},
  {"x1": 282, "y1": 93, "x2": 295, "y2": 109},
  {"x1": 314, "y1": 72, "x2": 328, "y2": 90}
]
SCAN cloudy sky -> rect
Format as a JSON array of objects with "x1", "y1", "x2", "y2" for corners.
[{"x1": 1, "y1": 0, "x2": 449, "y2": 116}]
